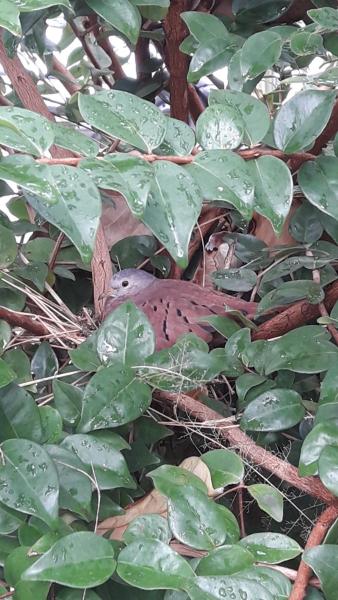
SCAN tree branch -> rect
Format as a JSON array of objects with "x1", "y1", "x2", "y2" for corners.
[
  {"x1": 289, "y1": 504, "x2": 338, "y2": 600},
  {"x1": 164, "y1": 0, "x2": 189, "y2": 122},
  {"x1": 0, "y1": 306, "x2": 49, "y2": 336},
  {"x1": 157, "y1": 391, "x2": 338, "y2": 507}
]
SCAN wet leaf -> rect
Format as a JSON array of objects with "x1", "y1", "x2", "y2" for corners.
[
  {"x1": 240, "y1": 31, "x2": 283, "y2": 78},
  {"x1": 195, "y1": 545, "x2": 255, "y2": 576},
  {"x1": 298, "y1": 421, "x2": 338, "y2": 476},
  {"x1": 247, "y1": 484, "x2": 283, "y2": 522},
  {"x1": 0, "y1": 383, "x2": 42, "y2": 443},
  {"x1": 240, "y1": 533, "x2": 302, "y2": 563},
  {"x1": 201, "y1": 449, "x2": 244, "y2": 488},
  {"x1": 196, "y1": 104, "x2": 244, "y2": 150},
  {"x1": 0, "y1": 224, "x2": 16, "y2": 268},
  {"x1": 303, "y1": 545, "x2": 338, "y2": 600},
  {"x1": 241, "y1": 388, "x2": 305, "y2": 432},
  {"x1": 318, "y1": 445, "x2": 338, "y2": 496},
  {"x1": 299, "y1": 156, "x2": 338, "y2": 221},
  {"x1": 0, "y1": 107, "x2": 53, "y2": 156}
]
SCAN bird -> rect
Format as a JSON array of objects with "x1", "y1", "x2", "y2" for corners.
[{"x1": 103, "y1": 269, "x2": 257, "y2": 350}]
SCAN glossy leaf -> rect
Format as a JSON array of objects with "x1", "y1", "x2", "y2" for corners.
[
  {"x1": 79, "y1": 90, "x2": 166, "y2": 153},
  {"x1": 240, "y1": 533, "x2": 302, "y2": 563},
  {"x1": 247, "y1": 484, "x2": 283, "y2": 522},
  {"x1": 81, "y1": 154, "x2": 153, "y2": 218},
  {"x1": 187, "y1": 37, "x2": 241, "y2": 83},
  {"x1": 0, "y1": 383, "x2": 42, "y2": 442},
  {"x1": 156, "y1": 117, "x2": 195, "y2": 156},
  {"x1": 186, "y1": 576, "x2": 274, "y2": 600},
  {"x1": 142, "y1": 161, "x2": 202, "y2": 267},
  {"x1": 4, "y1": 545, "x2": 50, "y2": 600},
  {"x1": 124, "y1": 514, "x2": 171, "y2": 544},
  {"x1": 188, "y1": 150, "x2": 254, "y2": 220},
  {"x1": 168, "y1": 485, "x2": 239, "y2": 550},
  {"x1": 299, "y1": 156, "x2": 338, "y2": 221},
  {"x1": 85, "y1": 0, "x2": 140, "y2": 44},
  {"x1": 181, "y1": 11, "x2": 227, "y2": 44},
  {"x1": 196, "y1": 105, "x2": 243, "y2": 150},
  {"x1": 195, "y1": 545, "x2": 255, "y2": 577},
  {"x1": 212, "y1": 268, "x2": 257, "y2": 292},
  {"x1": 274, "y1": 90, "x2": 336, "y2": 153},
  {"x1": 298, "y1": 421, "x2": 338, "y2": 476},
  {"x1": 0, "y1": 360, "x2": 15, "y2": 389},
  {"x1": 263, "y1": 326, "x2": 338, "y2": 375},
  {"x1": 117, "y1": 539, "x2": 194, "y2": 590},
  {"x1": 23, "y1": 532, "x2": 116, "y2": 588},
  {"x1": 257, "y1": 281, "x2": 324, "y2": 315},
  {"x1": 78, "y1": 364, "x2": 152, "y2": 432},
  {"x1": 97, "y1": 301, "x2": 155, "y2": 366},
  {"x1": 61, "y1": 433, "x2": 135, "y2": 490},
  {"x1": 0, "y1": 439, "x2": 59, "y2": 528},
  {"x1": 0, "y1": 224, "x2": 17, "y2": 268},
  {"x1": 0, "y1": 1, "x2": 21, "y2": 36},
  {"x1": 0, "y1": 107, "x2": 53, "y2": 156},
  {"x1": 0, "y1": 321, "x2": 11, "y2": 355},
  {"x1": 318, "y1": 445, "x2": 338, "y2": 496},
  {"x1": 308, "y1": 7, "x2": 338, "y2": 29},
  {"x1": 240, "y1": 31, "x2": 283, "y2": 78},
  {"x1": 241, "y1": 388, "x2": 305, "y2": 432},
  {"x1": 248, "y1": 156, "x2": 293, "y2": 233},
  {"x1": 209, "y1": 90, "x2": 270, "y2": 146},
  {"x1": 52, "y1": 124, "x2": 99, "y2": 158},
  {"x1": 201, "y1": 449, "x2": 244, "y2": 488},
  {"x1": 290, "y1": 31, "x2": 323, "y2": 55},
  {"x1": 53, "y1": 380, "x2": 82, "y2": 426},
  {"x1": 303, "y1": 545, "x2": 338, "y2": 600},
  {"x1": 69, "y1": 332, "x2": 100, "y2": 372},
  {"x1": 232, "y1": 0, "x2": 292, "y2": 23},
  {"x1": 315, "y1": 366, "x2": 338, "y2": 424},
  {"x1": 149, "y1": 464, "x2": 208, "y2": 496}
]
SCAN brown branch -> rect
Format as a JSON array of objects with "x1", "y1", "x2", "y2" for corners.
[
  {"x1": 164, "y1": 0, "x2": 189, "y2": 122},
  {"x1": 156, "y1": 391, "x2": 338, "y2": 507},
  {"x1": 135, "y1": 37, "x2": 151, "y2": 82},
  {"x1": 188, "y1": 84, "x2": 205, "y2": 122},
  {"x1": 51, "y1": 56, "x2": 81, "y2": 95},
  {"x1": 88, "y1": 15, "x2": 125, "y2": 81},
  {"x1": 253, "y1": 280, "x2": 338, "y2": 341},
  {"x1": 69, "y1": 20, "x2": 114, "y2": 89},
  {"x1": 311, "y1": 99, "x2": 338, "y2": 156},
  {"x1": 0, "y1": 306, "x2": 49, "y2": 336},
  {"x1": 289, "y1": 504, "x2": 338, "y2": 600},
  {"x1": 307, "y1": 249, "x2": 338, "y2": 345},
  {"x1": 275, "y1": 0, "x2": 313, "y2": 24}
]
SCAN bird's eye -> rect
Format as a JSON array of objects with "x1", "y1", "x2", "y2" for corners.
[{"x1": 122, "y1": 280, "x2": 129, "y2": 288}]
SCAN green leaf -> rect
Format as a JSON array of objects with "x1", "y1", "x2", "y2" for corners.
[
  {"x1": 308, "y1": 6, "x2": 338, "y2": 29},
  {"x1": 187, "y1": 150, "x2": 254, "y2": 220},
  {"x1": 97, "y1": 301, "x2": 155, "y2": 366},
  {"x1": 22, "y1": 532, "x2": 116, "y2": 588},
  {"x1": 0, "y1": 383, "x2": 42, "y2": 442},
  {"x1": 124, "y1": 514, "x2": 171, "y2": 544},
  {"x1": 236, "y1": 566, "x2": 291, "y2": 600},
  {"x1": 168, "y1": 485, "x2": 239, "y2": 550},
  {"x1": 18, "y1": 0, "x2": 71, "y2": 10},
  {"x1": 53, "y1": 380, "x2": 82, "y2": 426},
  {"x1": 39, "y1": 406, "x2": 63, "y2": 444},
  {"x1": 0, "y1": 1, "x2": 21, "y2": 36},
  {"x1": 196, "y1": 105, "x2": 244, "y2": 150},
  {"x1": 198, "y1": 315, "x2": 241, "y2": 339},
  {"x1": 274, "y1": 90, "x2": 336, "y2": 153},
  {"x1": 232, "y1": 0, "x2": 293, "y2": 23},
  {"x1": 78, "y1": 364, "x2": 151, "y2": 432},
  {"x1": 289, "y1": 202, "x2": 323, "y2": 244},
  {"x1": 4, "y1": 545, "x2": 50, "y2": 600},
  {"x1": 0, "y1": 502, "x2": 24, "y2": 534},
  {"x1": 61, "y1": 433, "x2": 135, "y2": 490},
  {"x1": 81, "y1": 155, "x2": 153, "y2": 218},
  {"x1": 0, "y1": 321, "x2": 11, "y2": 355},
  {"x1": 69, "y1": 332, "x2": 100, "y2": 372},
  {"x1": 79, "y1": 90, "x2": 166, "y2": 153},
  {"x1": 212, "y1": 268, "x2": 257, "y2": 292},
  {"x1": 2, "y1": 349, "x2": 31, "y2": 386},
  {"x1": 31, "y1": 341, "x2": 58, "y2": 381},
  {"x1": 12, "y1": 262, "x2": 48, "y2": 292},
  {"x1": 201, "y1": 449, "x2": 244, "y2": 488},
  {"x1": 0, "y1": 439, "x2": 59, "y2": 528},
  {"x1": 155, "y1": 117, "x2": 195, "y2": 157},
  {"x1": 45, "y1": 445, "x2": 92, "y2": 520},
  {"x1": 117, "y1": 539, "x2": 195, "y2": 590},
  {"x1": 85, "y1": 0, "x2": 140, "y2": 44},
  {"x1": 303, "y1": 545, "x2": 338, "y2": 600},
  {"x1": 318, "y1": 445, "x2": 338, "y2": 496},
  {"x1": 187, "y1": 37, "x2": 241, "y2": 83},
  {"x1": 52, "y1": 123, "x2": 99, "y2": 158},
  {"x1": 0, "y1": 360, "x2": 15, "y2": 390},
  {"x1": 181, "y1": 11, "x2": 228, "y2": 44},
  {"x1": 149, "y1": 464, "x2": 208, "y2": 495},
  {"x1": 241, "y1": 388, "x2": 305, "y2": 432},
  {"x1": 248, "y1": 156, "x2": 293, "y2": 234},
  {"x1": 240, "y1": 31, "x2": 282, "y2": 78},
  {"x1": 186, "y1": 575, "x2": 274, "y2": 600},
  {"x1": 0, "y1": 107, "x2": 54, "y2": 156},
  {"x1": 240, "y1": 533, "x2": 302, "y2": 564},
  {"x1": 299, "y1": 156, "x2": 338, "y2": 221},
  {"x1": 209, "y1": 90, "x2": 270, "y2": 146},
  {"x1": 142, "y1": 161, "x2": 202, "y2": 267},
  {"x1": 263, "y1": 326, "x2": 338, "y2": 375},
  {"x1": 0, "y1": 224, "x2": 16, "y2": 268},
  {"x1": 247, "y1": 484, "x2": 283, "y2": 522},
  {"x1": 257, "y1": 281, "x2": 324, "y2": 315},
  {"x1": 195, "y1": 545, "x2": 255, "y2": 576},
  {"x1": 141, "y1": 334, "x2": 224, "y2": 392},
  {"x1": 315, "y1": 366, "x2": 338, "y2": 423},
  {"x1": 290, "y1": 31, "x2": 323, "y2": 55},
  {"x1": 298, "y1": 421, "x2": 338, "y2": 476}
]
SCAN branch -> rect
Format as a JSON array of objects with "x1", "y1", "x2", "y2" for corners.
[
  {"x1": 164, "y1": 0, "x2": 189, "y2": 122},
  {"x1": 157, "y1": 391, "x2": 338, "y2": 507},
  {"x1": 88, "y1": 15, "x2": 125, "y2": 81},
  {"x1": 51, "y1": 56, "x2": 81, "y2": 95},
  {"x1": 0, "y1": 306, "x2": 49, "y2": 336},
  {"x1": 68, "y1": 19, "x2": 114, "y2": 89},
  {"x1": 188, "y1": 84, "x2": 205, "y2": 122},
  {"x1": 289, "y1": 504, "x2": 338, "y2": 600},
  {"x1": 253, "y1": 280, "x2": 338, "y2": 341}
]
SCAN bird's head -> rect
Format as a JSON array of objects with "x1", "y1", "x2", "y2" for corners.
[{"x1": 107, "y1": 268, "x2": 156, "y2": 300}]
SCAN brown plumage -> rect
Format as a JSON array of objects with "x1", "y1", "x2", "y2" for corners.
[{"x1": 103, "y1": 269, "x2": 257, "y2": 350}]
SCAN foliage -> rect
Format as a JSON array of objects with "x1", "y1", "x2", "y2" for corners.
[{"x1": 0, "y1": 1, "x2": 337, "y2": 599}]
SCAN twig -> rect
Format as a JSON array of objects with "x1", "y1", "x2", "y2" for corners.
[
  {"x1": 306, "y1": 249, "x2": 338, "y2": 345},
  {"x1": 0, "y1": 306, "x2": 49, "y2": 336},
  {"x1": 156, "y1": 391, "x2": 338, "y2": 507},
  {"x1": 289, "y1": 504, "x2": 338, "y2": 600}
]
